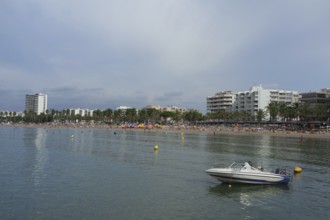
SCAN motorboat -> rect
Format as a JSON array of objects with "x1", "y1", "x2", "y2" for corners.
[{"x1": 206, "y1": 162, "x2": 292, "y2": 184}]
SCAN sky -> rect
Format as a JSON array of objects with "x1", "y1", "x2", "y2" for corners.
[{"x1": 1, "y1": 0, "x2": 330, "y2": 113}]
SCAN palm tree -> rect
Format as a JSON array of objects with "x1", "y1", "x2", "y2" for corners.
[
  {"x1": 172, "y1": 110, "x2": 183, "y2": 124},
  {"x1": 113, "y1": 109, "x2": 123, "y2": 124},
  {"x1": 125, "y1": 108, "x2": 137, "y2": 123},
  {"x1": 103, "y1": 108, "x2": 113, "y2": 123},
  {"x1": 93, "y1": 109, "x2": 103, "y2": 122},
  {"x1": 278, "y1": 102, "x2": 288, "y2": 121},
  {"x1": 137, "y1": 109, "x2": 147, "y2": 123},
  {"x1": 160, "y1": 111, "x2": 175, "y2": 124},
  {"x1": 183, "y1": 110, "x2": 202, "y2": 124},
  {"x1": 216, "y1": 110, "x2": 228, "y2": 121},
  {"x1": 298, "y1": 102, "x2": 309, "y2": 122},
  {"x1": 256, "y1": 109, "x2": 266, "y2": 126},
  {"x1": 315, "y1": 105, "x2": 327, "y2": 121},
  {"x1": 149, "y1": 109, "x2": 161, "y2": 124},
  {"x1": 267, "y1": 102, "x2": 279, "y2": 122}
]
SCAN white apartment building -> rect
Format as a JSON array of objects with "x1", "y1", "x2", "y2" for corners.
[
  {"x1": 161, "y1": 105, "x2": 187, "y2": 113},
  {"x1": 207, "y1": 85, "x2": 300, "y2": 119},
  {"x1": 69, "y1": 108, "x2": 94, "y2": 117},
  {"x1": 25, "y1": 93, "x2": 48, "y2": 115},
  {"x1": 206, "y1": 91, "x2": 236, "y2": 113}
]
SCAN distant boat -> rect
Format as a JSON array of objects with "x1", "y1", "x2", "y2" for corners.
[{"x1": 206, "y1": 162, "x2": 292, "y2": 184}]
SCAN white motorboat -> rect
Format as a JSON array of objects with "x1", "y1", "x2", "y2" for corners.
[{"x1": 206, "y1": 162, "x2": 292, "y2": 184}]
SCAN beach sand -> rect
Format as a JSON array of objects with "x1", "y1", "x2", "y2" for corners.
[{"x1": 2, "y1": 122, "x2": 330, "y2": 140}]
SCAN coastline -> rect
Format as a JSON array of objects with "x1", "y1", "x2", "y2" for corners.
[{"x1": 2, "y1": 122, "x2": 330, "y2": 140}]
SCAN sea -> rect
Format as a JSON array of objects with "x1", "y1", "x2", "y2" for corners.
[{"x1": 0, "y1": 126, "x2": 330, "y2": 220}]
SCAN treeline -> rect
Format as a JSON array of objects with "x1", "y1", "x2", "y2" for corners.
[
  {"x1": 0, "y1": 108, "x2": 204, "y2": 125},
  {"x1": 206, "y1": 102, "x2": 329, "y2": 124},
  {"x1": 1, "y1": 102, "x2": 329, "y2": 125}
]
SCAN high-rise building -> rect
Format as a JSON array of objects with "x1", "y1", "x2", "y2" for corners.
[{"x1": 25, "y1": 93, "x2": 48, "y2": 115}]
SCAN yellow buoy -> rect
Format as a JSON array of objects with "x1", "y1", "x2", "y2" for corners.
[
  {"x1": 154, "y1": 145, "x2": 158, "y2": 151},
  {"x1": 294, "y1": 166, "x2": 302, "y2": 173}
]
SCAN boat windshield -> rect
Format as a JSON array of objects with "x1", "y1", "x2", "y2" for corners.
[
  {"x1": 229, "y1": 162, "x2": 245, "y2": 170},
  {"x1": 229, "y1": 162, "x2": 261, "y2": 171}
]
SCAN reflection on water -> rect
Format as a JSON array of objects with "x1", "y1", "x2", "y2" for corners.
[
  {"x1": 33, "y1": 128, "x2": 48, "y2": 186},
  {"x1": 209, "y1": 183, "x2": 290, "y2": 209},
  {"x1": 209, "y1": 183, "x2": 290, "y2": 197},
  {"x1": 24, "y1": 128, "x2": 48, "y2": 186}
]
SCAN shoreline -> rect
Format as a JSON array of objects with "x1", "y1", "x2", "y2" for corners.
[{"x1": 2, "y1": 122, "x2": 330, "y2": 140}]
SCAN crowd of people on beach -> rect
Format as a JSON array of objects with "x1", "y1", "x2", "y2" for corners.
[{"x1": 1, "y1": 121, "x2": 330, "y2": 139}]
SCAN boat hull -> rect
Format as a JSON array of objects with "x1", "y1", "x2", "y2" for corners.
[{"x1": 206, "y1": 168, "x2": 291, "y2": 184}]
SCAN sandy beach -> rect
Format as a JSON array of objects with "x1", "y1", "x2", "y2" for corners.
[{"x1": 2, "y1": 122, "x2": 330, "y2": 140}]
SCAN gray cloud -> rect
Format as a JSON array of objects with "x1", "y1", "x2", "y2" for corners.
[{"x1": 1, "y1": 0, "x2": 330, "y2": 113}]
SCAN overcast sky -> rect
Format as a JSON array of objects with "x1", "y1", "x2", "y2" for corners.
[{"x1": 1, "y1": 0, "x2": 330, "y2": 113}]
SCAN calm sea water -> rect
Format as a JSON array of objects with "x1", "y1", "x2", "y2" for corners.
[{"x1": 0, "y1": 126, "x2": 330, "y2": 220}]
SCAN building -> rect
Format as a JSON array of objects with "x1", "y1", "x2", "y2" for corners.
[
  {"x1": 300, "y1": 88, "x2": 330, "y2": 105},
  {"x1": 321, "y1": 88, "x2": 330, "y2": 98},
  {"x1": 161, "y1": 106, "x2": 187, "y2": 113},
  {"x1": 206, "y1": 91, "x2": 236, "y2": 113},
  {"x1": 25, "y1": 93, "x2": 48, "y2": 115},
  {"x1": 207, "y1": 85, "x2": 300, "y2": 119},
  {"x1": 299, "y1": 89, "x2": 330, "y2": 122},
  {"x1": 69, "y1": 108, "x2": 94, "y2": 117},
  {"x1": 235, "y1": 85, "x2": 300, "y2": 116},
  {"x1": 142, "y1": 105, "x2": 161, "y2": 111},
  {"x1": 300, "y1": 92, "x2": 327, "y2": 105}
]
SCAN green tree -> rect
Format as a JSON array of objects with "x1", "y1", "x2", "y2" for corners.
[
  {"x1": 315, "y1": 104, "x2": 327, "y2": 121},
  {"x1": 93, "y1": 109, "x2": 103, "y2": 122},
  {"x1": 160, "y1": 111, "x2": 176, "y2": 124},
  {"x1": 256, "y1": 109, "x2": 266, "y2": 125},
  {"x1": 172, "y1": 110, "x2": 183, "y2": 124},
  {"x1": 298, "y1": 102, "x2": 310, "y2": 122},
  {"x1": 278, "y1": 102, "x2": 289, "y2": 121},
  {"x1": 103, "y1": 108, "x2": 113, "y2": 123},
  {"x1": 113, "y1": 109, "x2": 123, "y2": 124},
  {"x1": 148, "y1": 108, "x2": 161, "y2": 124},
  {"x1": 267, "y1": 102, "x2": 279, "y2": 122},
  {"x1": 183, "y1": 110, "x2": 203, "y2": 124},
  {"x1": 287, "y1": 103, "x2": 299, "y2": 121},
  {"x1": 215, "y1": 110, "x2": 228, "y2": 121},
  {"x1": 126, "y1": 108, "x2": 137, "y2": 123},
  {"x1": 137, "y1": 109, "x2": 147, "y2": 123}
]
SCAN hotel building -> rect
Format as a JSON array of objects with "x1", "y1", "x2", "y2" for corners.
[
  {"x1": 25, "y1": 93, "x2": 48, "y2": 115},
  {"x1": 206, "y1": 91, "x2": 236, "y2": 113},
  {"x1": 207, "y1": 85, "x2": 300, "y2": 119}
]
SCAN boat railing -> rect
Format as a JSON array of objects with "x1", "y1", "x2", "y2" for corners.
[{"x1": 209, "y1": 162, "x2": 237, "y2": 169}]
